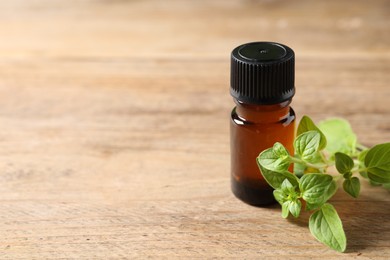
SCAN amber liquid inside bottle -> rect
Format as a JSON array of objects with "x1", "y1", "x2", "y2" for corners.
[{"x1": 230, "y1": 99, "x2": 295, "y2": 206}]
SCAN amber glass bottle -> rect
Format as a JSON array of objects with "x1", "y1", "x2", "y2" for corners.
[{"x1": 230, "y1": 42, "x2": 296, "y2": 206}]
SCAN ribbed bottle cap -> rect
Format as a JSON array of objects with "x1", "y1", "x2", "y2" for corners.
[{"x1": 230, "y1": 42, "x2": 295, "y2": 105}]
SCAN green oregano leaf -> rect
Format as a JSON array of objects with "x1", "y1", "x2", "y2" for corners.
[
  {"x1": 257, "y1": 147, "x2": 299, "y2": 189},
  {"x1": 368, "y1": 174, "x2": 390, "y2": 184},
  {"x1": 258, "y1": 145, "x2": 290, "y2": 172},
  {"x1": 289, "y1": 200, "x2": 301, "y2": 218},
  {"x1": 335, "y1": 152, "x2": 354, "y2": 174},
  {"x1": 343, "y1": 172, "x2": 352, "y2": 179},
  {"x1": 318, "y1": 118, "x2": 357, "y2": 156},
  {"x1": 273, "y1": 142, "x2": 289, "y2": 158},
  {"x1": 273, "y1": 189, "x2": 285, "y2": 205},
  {"x1": 297, "y1": 115, "x2": 327, "y2": 150},
  {"x1": 305, "y1": 180, "x2": 337, "y2": 211},
  {"x1": 282, "y1": 201, "x2": 290, "y2": 218},
  {"x1": 309, "y1": 203, "x2": 347, "y2": 252},
  {"x1": 294, "y1": 131, "x2": 321, "y2": 161},
  {"x1": 257, "y1": 163, "x2": 299, "y2": 190},
  {"x1": 343, "y1": 177, "x2": 360, "y2": 198},
  {"x1": 364, "y1": 143, "x2": 390, "y2": 184},
  {"x1": 280, "y1": 178, "x2": 294, "y2": 193},
  {"x1": 299, "y1": 173, "x2": 337, "y2": 210}
]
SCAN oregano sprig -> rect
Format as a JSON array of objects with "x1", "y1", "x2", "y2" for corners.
[{"x1": 256, "y1": 115, "x2": 390, "y2": 252}]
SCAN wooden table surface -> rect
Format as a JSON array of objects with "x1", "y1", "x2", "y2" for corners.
[{"x1": 0, "y1": 0, "x2": 389, "y2": 259}]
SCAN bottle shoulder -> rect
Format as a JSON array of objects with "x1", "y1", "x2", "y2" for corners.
[{"x1": 231, "y1": 106, "x2": 295, "y2": 126}]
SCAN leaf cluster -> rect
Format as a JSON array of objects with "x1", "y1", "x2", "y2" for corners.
[{"x1": 256, "y1": 116, "x2": 390, "y2": 252}]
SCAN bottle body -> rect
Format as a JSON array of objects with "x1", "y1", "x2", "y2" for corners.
[{"x1": 230, "y1": 99, "x2": 295, "y2": 206}]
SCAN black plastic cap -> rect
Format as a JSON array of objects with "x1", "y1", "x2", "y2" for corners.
[{"x1": 230, "y1": 42, "x2": 295, "y2": 105}]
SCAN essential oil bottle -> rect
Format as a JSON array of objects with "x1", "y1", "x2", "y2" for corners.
[{"x1": 230, "y1": 42, "x2": 296, "y2": 206}]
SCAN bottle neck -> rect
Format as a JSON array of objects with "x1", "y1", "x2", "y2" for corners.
[{"x1": 234, "y1": 99, "x2": 292, "y2": 123}]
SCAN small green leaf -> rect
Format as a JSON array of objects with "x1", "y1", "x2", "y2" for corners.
[
  {"x1": 273, "y1": 189, "x2": 285, "y2": 205},
  {"x1": 324, "y1": 180, "x2": 337, "y2": 200},
  {"x1": 343, "y1": 172, "x2": 352, "y2": 179},
  {"x1": 297, "y1": 115, "x2": 327, "y2": 150},
  {"x1": 257, "y1": 148, "x2": 298, "y2": 189},
  {"x1": 257, "y1": 146, "x2": 290, "y2": 172},
  {"x1": 343, "y1": 177, "x2": 360, "y2": 198},
  {"x1": 294, "y1": 131, "x2": 321, "y2": 161},
  {"x1": 273, "y1": 142, "x2": 289, "y2": 158},
  {"x1": 289, "y1": 200, "x2": 302, "y2": 218},
  {"x1": 335, "y1": 152, "x2": 354, "y2": 174},
  {"x1": 318, "y1": 118, "x2": 357, "y2": 156},
  {"x1": 300, "y1": 173, "x2": 336, "y2": 209},
  {"x1": 282, "y1": 201, "x2": 290, "y2": 218},
  {"x1": 280, "y1": 178, "x2": 294, "y2": 193},
  {"x1": 257, "y1": 163, "x2": 299, "y2": 190},
  {"x1": 365, "y1": 143, "x2": 390, "y2": 184},
  {"x1": 309, "y1": 203, "x2": 347, "y2": 252}
]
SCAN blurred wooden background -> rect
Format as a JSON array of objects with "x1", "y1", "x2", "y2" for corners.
[{"x1": 0, "y1": 0, "x2": 389, "y2": 258}]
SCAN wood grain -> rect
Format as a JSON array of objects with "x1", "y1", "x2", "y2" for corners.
[{"x1": 0, "y1": 0, "x2": 389, "y2": 258}]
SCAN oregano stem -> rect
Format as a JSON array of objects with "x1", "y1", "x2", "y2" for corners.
[
  {"x1": 320, "y1": 151, "x2": 328, "y2": 164},
  {"x1": 319, "y1": 151, "x2": 335, "y2": 170},
  {"x1": 289, "y1": 156, "x2": 328, "y2": 170}
]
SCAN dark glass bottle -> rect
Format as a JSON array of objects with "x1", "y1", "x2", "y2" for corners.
[{"x1": 230, "y1": 42, "x2": 296, "y2": 206}]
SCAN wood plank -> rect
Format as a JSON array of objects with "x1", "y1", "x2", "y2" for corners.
[{"x1": 0, "y1": 0, "x2": 388, "y2": 58}]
